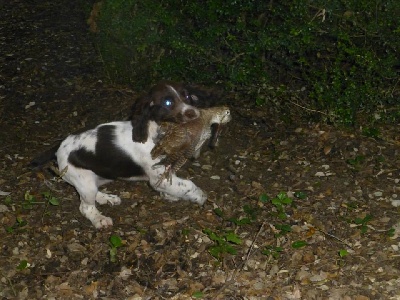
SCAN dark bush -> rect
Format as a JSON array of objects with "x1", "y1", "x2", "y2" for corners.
[{"x1": 93, "y1": 0, "x2": 399, "y2": 124}]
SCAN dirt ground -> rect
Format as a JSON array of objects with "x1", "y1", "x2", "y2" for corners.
[{"x1": 1, "y1": 1, "x2": 400, "y2": 299}]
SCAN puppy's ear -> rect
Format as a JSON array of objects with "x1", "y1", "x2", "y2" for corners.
[
  {"x1": 130, "y1": 95, "x2": 152, "y2": 143},
  {"x1": 131, "y1": 113, "x2": 149, "y2": 143}
]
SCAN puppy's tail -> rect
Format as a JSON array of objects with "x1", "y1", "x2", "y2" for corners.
[{"x1": 29, "y1": 142, "x2": 60, "y2": 169}]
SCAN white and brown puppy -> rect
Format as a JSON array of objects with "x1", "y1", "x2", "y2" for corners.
[{"x1": 31, "y1": 81, "x2": 208, "y2": 228}]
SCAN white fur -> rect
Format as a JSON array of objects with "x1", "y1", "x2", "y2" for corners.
[{"x1": 56, "y1": 121, "x2": 207, "y2": 229}]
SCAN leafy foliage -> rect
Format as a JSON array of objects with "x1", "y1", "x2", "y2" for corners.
[
  {"x1": 94, "y1": 0, "x2": 399, "y2": 124},
  {"x1": 22, "y1": 191, "x2": 60, "y2": 209},
  {"x1": 203, "y1": 228, "x2": 242, "y2": 260},
  {"x1": 353, "y1": 214, "x2": 373, "y2": 234},
  {"x1": 261, "y1": 245, "x2": 283, "y2": 259},
  {"x1": 17, "y1": 260, "x2": 29, "y2": 271},
  {"x1": 6, "y1": 217, "x2": 27, "y2": 234},
  {"x1": 109, "y1": 234, "x2": 124, "y2": 263}
]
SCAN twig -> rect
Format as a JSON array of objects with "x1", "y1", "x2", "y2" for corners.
[
  {"x1": 241, "y1": 221, "x2": 266, "y2": 270},
  {"x1": 390, "y1": 78, "x2": 399, "y2": 97},
  {"x1": 0, "y1": 270, "x2": 17, "y2": 297},
  {"x1": 289, "y1": 100, "x2": 332, "y2": 116},
  {"x1": 316, "y1": 227, "x2": 354, "y2": 249},
  {"x1": 212, "y1": 222, "x2": 266, "y2": 298},
  {"x1": 42, "y1": 180, "x2": 63, "y2": 193}
]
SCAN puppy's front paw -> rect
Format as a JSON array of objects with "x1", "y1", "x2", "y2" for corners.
[
  {"x1": 93, "y1": 215, "x2": 113, "y2": 229},
  {"x1": 161, "y1": 192, "x2": 180, "y2": 202},
  {"x1": 192, "y1": 189, "x2": 207, "y2": 205},
  {"x1": 96, "y1": 192, "x2": 122, "y2": 206},
  {"x1": 80, "y1": 203, "x2": 114, "y2": 229}
]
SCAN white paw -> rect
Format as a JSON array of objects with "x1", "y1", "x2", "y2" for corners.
[
  {"x1": 92, "y1": 215, "x2": 113, "y2": 229},
  {"x1": 80, "y1": 203, "x2": 114, "y2": 229},
  {"x1": 192, "y1": 190, "x2": 207, "y2": 205},
  {"x1": 161, "y1": 192, "x2": 180, "y2": 202},
  {"x1": 96, "y1": 192, "x2": 122, "y2": 206}
]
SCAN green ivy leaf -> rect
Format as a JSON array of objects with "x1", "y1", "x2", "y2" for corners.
[
  {"x1": 354, "y1": 218, "x2": 364, "y2": 224},
  {"x1": 42, "y1": 191, "x2": 51, "y2": 198},
  {"x1": 360, "y1": 225, "x2": 368, "y2": 234},
  {"x1": 338, "y1": 249, "x2": 348, "y2": 257},
  {"x1": 16, "y1": 217, "x2": 27, "y2": 227},
  {"x1": 228, "y1": 217, "x2": 251, "y2": 225},
  {"x1": 17, "y1": 260, "x2": 28, "y2": 270},
  {"x1": 192, "y1": 291, "x2": 204, "y2": 298},
  {"x1": 275, "y1": 224, "x2": 292, "y2": 233},
  {"x1": 387, "y1": 228, "x2": 395, "y2": 237},
  {"x1": 259, "y1": 194, "x2": 269, "y2": 203},
  {"x1": 291, "y1": 240, "x2": 307, "y2": 248},
  {"x1": 281, "y1": 196, "x2": 292, "y2": 204},
  {"x1": 203, "y1": 229, "x2": 222, "y2": 242},
  {"x1": 213, "y1": 208, "x2": 224, "y2": 218},
  {"x1": 363, "y1": 214, "x2": 373, "y2": 223},
  {"x1": 277, "y1": 212, "x2": 287, "y2": 219},
  {"x1": 48, "y1": 197, "x2": 60, "y2": 206},
  {"x1": 294, "y1": 191, "x2": 306, "y2": 199},
  {"x1": 209, "y1": 246, "x2": 222, "y2": 258},
  {"x1": 225, "y1": 232, "x2": 241, "y2": 245},
  {"x1": 109, "y1": 235, "x2": 123, "y2": 248},
  {"x1": 225, "y1": 244, "x2": 237, "y2": 255}
]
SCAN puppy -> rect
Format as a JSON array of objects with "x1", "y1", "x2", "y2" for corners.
[
  {"x1": 56, "y1": 120, "x2": 207, "y2": 228},
  {"x1": 31, "y1": 81, "x2": 210, "y2": 228}
]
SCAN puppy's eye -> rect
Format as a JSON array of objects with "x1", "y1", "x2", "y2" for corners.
[{"x1": 163, "y1": 98, "x2": 173, "y2": 107}]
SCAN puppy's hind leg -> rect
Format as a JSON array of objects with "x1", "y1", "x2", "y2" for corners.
[
  {"x1": 78, "y1": 188, "x2": 114, "y2": 229},
  {"x1": 64, "y1": 168, "x2": 114, "y2": 229}
]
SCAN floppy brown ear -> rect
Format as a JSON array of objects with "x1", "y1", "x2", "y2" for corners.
[
  {"x1": 131, "y1": 113, "x2": 150, "y2": 143},
  {"x1": 130, "y1": 94, "x2": 152, "y2": 143}
]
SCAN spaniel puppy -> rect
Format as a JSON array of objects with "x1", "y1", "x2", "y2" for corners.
[
  {"x1": 31, "y1": 81, "x2": 210, "y2": 229},
  {"x1": 56, "y1": 119, "x2": 207, "y2": 229}
]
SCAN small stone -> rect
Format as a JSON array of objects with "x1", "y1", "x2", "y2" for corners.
[
  {"x1": 67, "y1": 243, "x2": 86, "y2": 260},
  {"x1": 354, "y1": 296, "x2": 369, "y2": 300},
  {"x1": 81, "y1": 257, "x2": 88, "y2": 265},
  {"x1": 251, "y1": 181, "x2": 263, "y2": 189},
  {"x1": 201, "y1": 164, "x2": 212, "y2": 170},
  {"x1": 269, "y1": 264, "x2": 279, "y2": 276},
  {"x1": 253, "y1": 281, "x2": 264, "y2": 290},
  {"x1": 302, "y1": 251, "x2": 315, "y2": 264},
  {"x1": 315, "y1": 172, "x2": 326, "y2": 177},
  {"x1": 373, "y1": 191, "x2": 383, "y2": 197},
  {"x1": 210, "y1": 175, "x2": 220, "y2": 180},
  {"x1": 0, "y1": 204, "x2": 9, "y2": 213},
  {"x1": 295, "y1": 269, "x2": 311, "y2": 281}
]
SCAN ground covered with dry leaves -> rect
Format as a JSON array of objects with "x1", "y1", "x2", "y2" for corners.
[{"x1": 1, "y1": 1, "x2": 400, "y2": 299}]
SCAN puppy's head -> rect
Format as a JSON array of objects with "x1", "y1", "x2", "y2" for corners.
[{"x1": 131, "y1": 80, "x2": 201, "y2": 143}]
